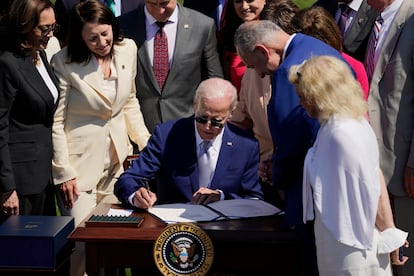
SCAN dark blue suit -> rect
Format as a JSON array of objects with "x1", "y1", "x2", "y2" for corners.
[
  {"x1": 268, "y1": 33, "x2": 345, "y2": 227},
  {"x1": 268, "y1": 33, "x2": 345, "y2": 276},
  {"x1": 114, "y1": 116, "x2": 263, "y2": 206}
]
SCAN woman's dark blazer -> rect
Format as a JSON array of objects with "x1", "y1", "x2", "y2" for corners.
[{"x1": 0, "y1": 50, "x2": 59, "y2": 195}]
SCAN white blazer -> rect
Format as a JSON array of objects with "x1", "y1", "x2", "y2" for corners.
[{"x1": 51, "y1": 38, "x2": 150, "y2": 191}]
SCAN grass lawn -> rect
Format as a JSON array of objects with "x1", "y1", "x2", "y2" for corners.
[{"x1": 294, "y1": 0, "x2": 317, "y2": 9}]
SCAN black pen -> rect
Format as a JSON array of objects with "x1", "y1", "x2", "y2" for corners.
[{"x1": 140, "y1": 177, "x2": 151, "y2": 192}]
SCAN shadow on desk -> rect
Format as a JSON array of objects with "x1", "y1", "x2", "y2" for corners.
[{"x1": 69, "y1": 203, "x2": 304, "y2": 276}]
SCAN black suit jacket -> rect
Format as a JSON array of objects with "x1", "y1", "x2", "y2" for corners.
[
  {"x1": 54, "y1": 0, "x2": 145, "y2": 44},
  {"x1": 313, "y1": 0, "x2": 378, "y2": 61},
  {"x1": 0, "y1": 50, "x2": 59, "y2": 195},
  {"x1": 118, "y1": 4, "x2": 223, "y2": 132}
]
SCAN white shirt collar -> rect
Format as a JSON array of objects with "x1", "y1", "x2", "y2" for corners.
[
  {"x1": 339, "y1": 0, "x2": 363, "y2": 12},
  {"x1": 282, "y1": 33, "x2": 296, "y2": 61},
  {"x1": 144, "y1": 4, "x2": 179, "y2": 26},
  {"x1": 381, "y1": 0, "x2": 403, "y2": 22}
]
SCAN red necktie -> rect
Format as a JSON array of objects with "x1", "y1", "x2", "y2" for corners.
[{"x1": 153, "y1": 21, "x2": 169, "y2": 91}]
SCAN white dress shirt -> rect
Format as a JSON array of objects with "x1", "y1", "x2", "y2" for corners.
[
  {"x1": 36, "y1": 56, "x2": 59, "y2": 103},
  {"x1": 374, "y1": 0, "x2": 404, "y2": 62}
]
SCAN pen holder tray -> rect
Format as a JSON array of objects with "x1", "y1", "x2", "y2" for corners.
[{"x1": 85, "y1": 215, "x2": 143, "y2": 228}]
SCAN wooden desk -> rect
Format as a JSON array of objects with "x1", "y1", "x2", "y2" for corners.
[{"x1": 69, "y1": 203, "x2": 303, "y2": 275}]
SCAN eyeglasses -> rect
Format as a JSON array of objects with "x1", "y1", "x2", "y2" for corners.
[
  {"x1": 195, "y1": 115, "x2": 227, "y2": 129},
  {"x1": 37, "y1": 23, "x2": 59, "y2": 37}
]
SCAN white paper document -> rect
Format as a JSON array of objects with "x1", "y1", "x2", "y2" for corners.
[
  {"x1": 107, "y1": 208, "x2": 134, "y2": 217},
  {"x1": 148, "y1": 198, "x2": 283, "y2": 223}
]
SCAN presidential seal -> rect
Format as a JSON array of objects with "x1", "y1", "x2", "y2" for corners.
[{"x1": 154, "y1": 223, "x2": 214, "y2": 275}]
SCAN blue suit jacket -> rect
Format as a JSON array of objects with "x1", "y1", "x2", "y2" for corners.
[
  {"x1": 268, "y1": 33, "x2": 345, "y2": 226},
  {"x1": 114, "y1": 116, "x2": 263, "y2": 206}
]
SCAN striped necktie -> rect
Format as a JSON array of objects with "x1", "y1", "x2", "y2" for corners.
[{"x1": 365, "y1": 15, "x2": 384, "y2": 82}]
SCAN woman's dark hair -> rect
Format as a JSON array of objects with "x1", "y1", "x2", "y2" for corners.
[
  {"x1": 260, "y1": 0, "x2": 298, "y2": 35},
  {"x1": 0, "y1": 0, "x2": 53, "y2": 57},
  {"x1": 290, "y1": 6, "x2": 343, "y2": 52},
  {"x1": 218, "y1": 2, "x2": 243, "y2": 53},
  {"x1": 67, "y1": 0, "x2": 123, "y2": 63}
]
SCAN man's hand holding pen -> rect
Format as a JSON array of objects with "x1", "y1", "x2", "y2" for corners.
[{"x1": 133, "y1": 186, "x2": 157, "y2": 209}]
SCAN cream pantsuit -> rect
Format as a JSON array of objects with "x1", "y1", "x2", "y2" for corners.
[{"x1": 51, "y1": 38, "x2": 150, "y2": 225}]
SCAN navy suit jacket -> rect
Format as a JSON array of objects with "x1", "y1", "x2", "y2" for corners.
[
  {"x1": 114, "y1": 116, "x2": 263, "y2": 206},
  {"x1": 0, "y1": 50, "x2": 59, "y2": 195},
  {"x1": 268, "y1": 34, "x2": 345, "y2": 226}
]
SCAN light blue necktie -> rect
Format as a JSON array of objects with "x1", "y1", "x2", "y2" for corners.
[{"x1": 198, "y1": 141, "x2": 213, "y2": 187}]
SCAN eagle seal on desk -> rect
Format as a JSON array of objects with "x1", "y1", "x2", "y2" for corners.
[
  {"x1": 153, "y1": 223, "x2": 214, "y2": 275},
  {"x1": 172, "y1": 238, "x2": 197, "y2": 268}
]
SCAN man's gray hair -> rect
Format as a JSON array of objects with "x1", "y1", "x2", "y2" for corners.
[
  {"x1": 193, "y1": 78, "x2": 238, "y2": 112},
  {"x1": 234, "y1": 20, "x2": 281, "y2": 57}
]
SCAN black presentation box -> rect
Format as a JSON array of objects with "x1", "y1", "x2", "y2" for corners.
[{"x1": 0, "y1": 216, "x2": 74, "y2": 269}]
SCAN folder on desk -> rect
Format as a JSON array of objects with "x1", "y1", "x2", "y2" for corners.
[{"x1": 148, "y1": 198, "x2": 283, "y2": 223}]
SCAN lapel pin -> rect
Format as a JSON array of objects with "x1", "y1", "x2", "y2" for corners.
[
  {"x1": 227, "y1": 142, "x2": 233, "y2": 146},
  {"x1": 184, "y1": 24, "x2": 189, "y2": 29},
  {"x1": 358, "y1": 18, "x2": 365, "y2": 24}
]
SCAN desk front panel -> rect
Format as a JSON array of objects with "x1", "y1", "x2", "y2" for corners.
[{"x1": 69, "y1": 204, "x2": 303, "y2": 275}]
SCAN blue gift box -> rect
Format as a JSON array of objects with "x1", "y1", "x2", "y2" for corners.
[{"x1": 0, "y1": 216, "x2": 74, "y2": 269}]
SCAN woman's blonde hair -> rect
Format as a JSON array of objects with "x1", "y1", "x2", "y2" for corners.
[{"x1": 289, "y1": 55, "x2": 366, "y2": 123}]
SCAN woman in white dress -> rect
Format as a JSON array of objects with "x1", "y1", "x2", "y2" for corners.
[{"x1": 288, "y1": 55, "x2": 408, "y2": 275}]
